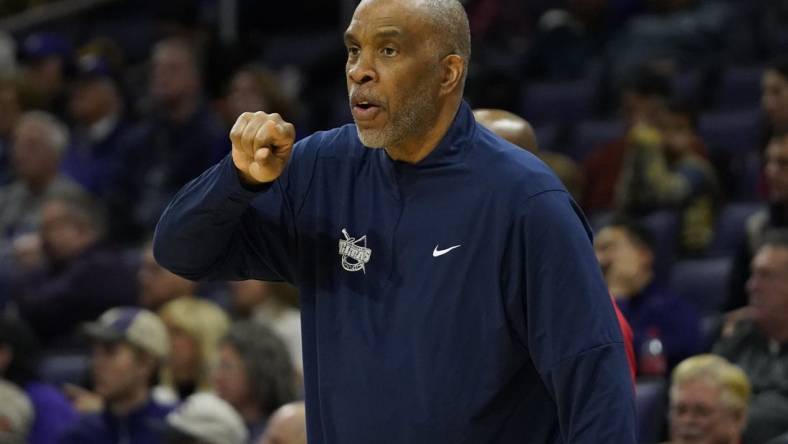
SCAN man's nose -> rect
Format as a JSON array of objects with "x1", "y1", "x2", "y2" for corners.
[{"x1": 348, "y1": 53, "x2": 377, "y2": 85}]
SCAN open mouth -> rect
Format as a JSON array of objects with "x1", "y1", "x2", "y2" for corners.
[{"x1": 351, "y1": 99, "x2": 382, "y2": 122}]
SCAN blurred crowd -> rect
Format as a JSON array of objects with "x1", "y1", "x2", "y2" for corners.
[{"x1": 0, "y1": 0, "x2": 787, "y2": 443}]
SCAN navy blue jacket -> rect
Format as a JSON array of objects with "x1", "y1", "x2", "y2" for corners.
[{"x1": 154, "y1": 102, "x2": 636, "y2": 443}]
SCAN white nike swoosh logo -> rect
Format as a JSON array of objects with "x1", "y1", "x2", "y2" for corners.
[{"x1": 433, "y1": 244, "x2": 461, "y2": 257}]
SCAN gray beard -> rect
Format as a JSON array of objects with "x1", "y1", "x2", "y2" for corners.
[{"x1": 353, "y1": 84, "x2": 439, "y2": 149}]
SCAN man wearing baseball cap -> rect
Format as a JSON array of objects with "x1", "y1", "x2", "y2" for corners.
[{"x1": 58, "y1": 307, "x2": 175, "y2": 444}]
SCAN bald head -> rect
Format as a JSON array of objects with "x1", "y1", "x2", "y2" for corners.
[
  {"x1": 419, "y1": 0, "x2": 471, "y2": 61},
  {"x1": 257, "y1": 401, "x2": 306, "y2": 444},
  {"x1": 473, "y1": 109, "x2": 539, "y2": 153}
]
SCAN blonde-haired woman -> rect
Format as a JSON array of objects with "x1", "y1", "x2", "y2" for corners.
[
  {"x1": 666, "y1": 354, "x2": 751, "y2": 444},
  {"x1": 156, "y1": 296, "x2": 230, "y2": 401}
]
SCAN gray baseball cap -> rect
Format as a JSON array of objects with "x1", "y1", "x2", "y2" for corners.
[{"x1": 83, "y1": 307, "x2": 169, "y2": 359}]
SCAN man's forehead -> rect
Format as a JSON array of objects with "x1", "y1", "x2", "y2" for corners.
[{"x1": 347, "y1": 0, "x2": 430, "y2": 37}]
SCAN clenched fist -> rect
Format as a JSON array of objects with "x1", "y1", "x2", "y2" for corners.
[{"x1": 229, "y1": 111, "x2": 296, "y2": 185}]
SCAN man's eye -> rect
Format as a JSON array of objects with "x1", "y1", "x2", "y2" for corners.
[
  {"x1": 381, "y1": 47, "x2": 397, "y2": 57},
  {"x1": 347, "y1": 47, "x2": 360, "y2": 57}
]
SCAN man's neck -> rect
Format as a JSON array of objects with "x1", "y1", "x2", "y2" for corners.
[
  {"x1": 109, "y1": 385, "x2": 149, "y2": 417},
  {"x1": 383, "y1": 98, "x2": 460, "y2": 164}
]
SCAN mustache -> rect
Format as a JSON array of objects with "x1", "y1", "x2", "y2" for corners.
[{"x1": 348, "y1": 89, "x2": 384, "y2": 106}]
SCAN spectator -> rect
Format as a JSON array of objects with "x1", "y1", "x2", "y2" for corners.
[
  {"x1": 0, "y1": 74, "x2": 38, "y2": 186},
  {"x1": 105, "y1": 37, "x2": 225, "y2": 243},
  {"x1": 473, "y1": 108, "x2": 584, "y2": 200},
  {"x1": 257, "y1": 401, "x2": 306, "y2": 444},
  {"x1": 616, "y1": 100, "x2": 719, "y2": 255},
  {"x1": 158, "y1": 392, "x2": 248, "y2": 444},
  {"x1": 762, "y1": 57, "x2": 788, "y2": 141},
  {"x1": 0, "y1": 315, "x2": 78, "y2": 444},
  {"x1": 214, "y1": 322, "x2": 297, "y2": 443},
  {"x1": 0, "y1": 378, "x2": 34, "y2": 444},
  {"x1": 583, "y1": 65, "x2": 676, "y2": 215},
  {"x1": 229, "y1": 281, "x2": 302, "y2": 375},
  {"x1": 59, "y1": 307, "x2": 174, "y2": 444},
  {"x1": 61, "y1": 53, "x2": 131, "y2": 195},
  {"x1": 0, "y1": 111, "x2": 84, "y2": 247},
  {"x1": 8, "y1": 193, "x2": 138, "y2": 346},
  {"x1": 156, "y1": 297, "x2": 230, "y2": 402},
  {"x1": 594, "y1": 217, "x2": 702, "y2": 372},
  {"x1": 18, "y1": 33, "x2": 73, "y2": 119},
  {"x1": 729, "y1": 133, "x2": 788, "y2": 310},
  {"x1": 666, "y1": 354, "x2": 750, "y2": 444},
  {"x1": 714, "y1": 230, "x2": 788, "y2": 444},
  {"x1": 139, "y1": 241, "x2": 197, "y2": 311}
]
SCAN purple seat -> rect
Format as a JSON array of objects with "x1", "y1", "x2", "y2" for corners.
[
  {"x1": 669, "y1": 257, "x2": 733, "y2": 315},
  {"x1": 698, "y1": 109, "x2": 761, "y2": 158},
  {"x1": 636, "y1": 379, "x2": 668, "y2": 444},
  {"x1": 708, "y1": 203, "x2": 762, "y2": 255},
  {"x1": 671, "y1": 69, "x2": 704, "y2": 104},
  {"x1": 565, "y1": 119, "x2": 625, "y2": 162},
  {"x1": 519, "y1": 79, "x2": 597, "y2": 125},
  {"x1": 712, "y1": 65, "x2": 764, "y2": 110}
]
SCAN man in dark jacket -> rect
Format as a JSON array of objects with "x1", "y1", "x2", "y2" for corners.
[
  {"x1": 10, "y1": 193, "x2": 137, "y2": 346},
  {"x1": 154, "y1": 0, "x2": 636, "y2": 442}
]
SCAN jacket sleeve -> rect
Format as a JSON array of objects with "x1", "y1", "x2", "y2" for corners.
[
  {"x1": 153, "y1": 147, "x2": 308, "y2": 283},
  {"x1": 520, "y1": 190, "x2": 637, "y2": 443}
]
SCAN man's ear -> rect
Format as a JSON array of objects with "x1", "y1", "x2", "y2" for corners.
[{"x1": 439, "y1": 54, "x2": 465, "y2": 96}]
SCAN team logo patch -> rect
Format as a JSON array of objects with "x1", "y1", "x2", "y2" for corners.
[{"x1": 338, "y1": 228, "x2": 372, "y2": 273}]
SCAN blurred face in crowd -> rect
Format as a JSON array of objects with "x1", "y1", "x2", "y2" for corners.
[
  {"x1": 747, "y1": 245, "x2": 788, "y2": 340},
  {"x1": 594, "y1": 226, "x2": 653, "y2": 294},
  {"x1": 213, "y1": 343, "x2": 252, "y2": 413},
  {"x1": 762, "y1": 69, "x2": 788, "y2": 133},
  {"x1": 138, "y1": 244, "x2": 196, "y2": 310},
  {"x1": 40, "y1": 200, "x2": 96, "y2": 263},
  {"x1": 28, "y1": 56, "x2": 66, "y2": 99},
  {"x1": 344, "y1": 0, "x2": 455, "y2": 149},
  {"x1": 69, "y1": 78, "x2": 118, "y2": 126},
  {"x1": 11, "y1": 118, "x2": 60, "y2": 186},
  {"x1": 150, "y1": 41, "x2": 200, "y2": 108},
  {"x1": 659, "y1": 110, "x2": 697, "y2": 158},
  {"x1": 0, "y1": 83, "x2": 21, "y2": 137},
  {"x1": 764, "y1": 136, "x2": 788, "y2": 204},
  {"x1": 227, "y1": 70, "x2": 269, "y2": 121},
  {"x1": 669, "y1": 378, "x2": 744, "y2": 444},
  {"x1": 92, "y1": 341, "x2": 152, "y2": 403},
  {"x1": 162, "y1": 316, "x2": 200, "y2": 384}
]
